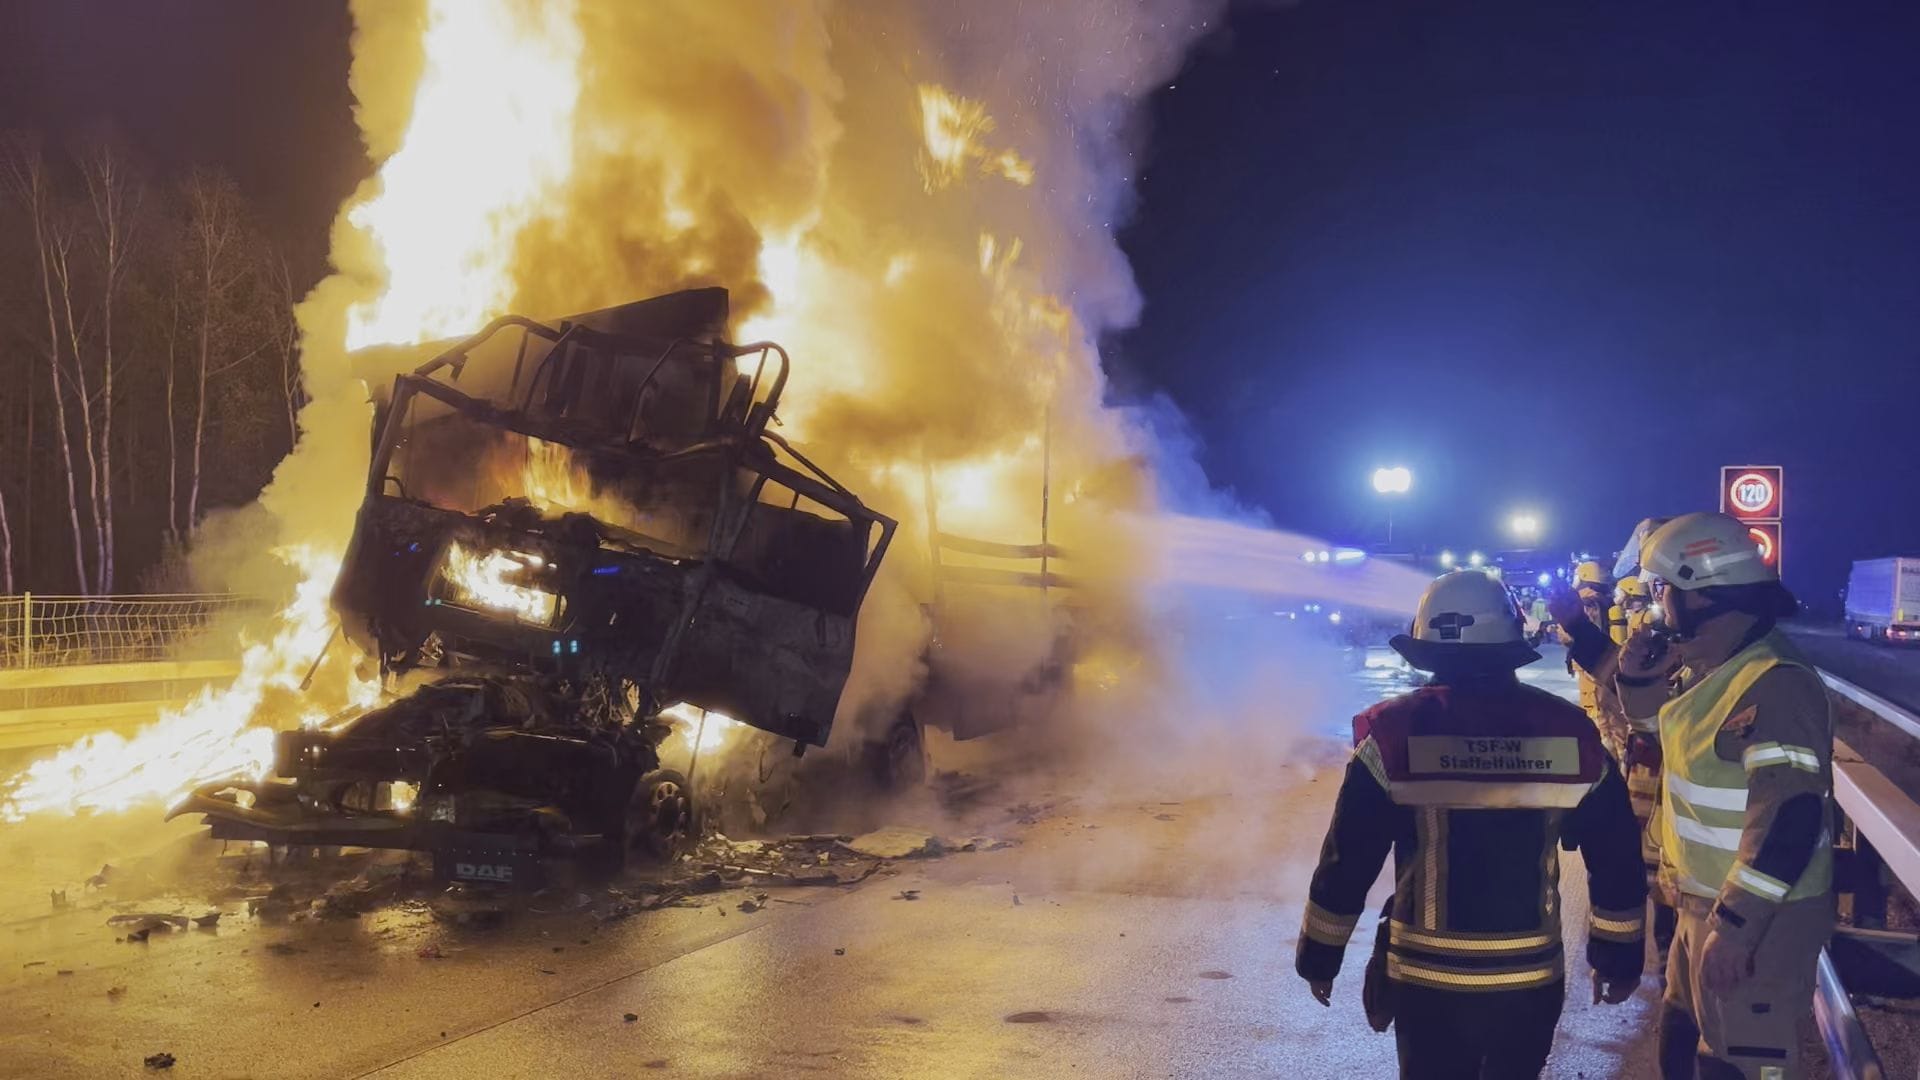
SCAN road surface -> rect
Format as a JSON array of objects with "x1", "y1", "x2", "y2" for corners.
[{"x1": 0, "y1": 647, "x2": 1674, "y2": 1079}]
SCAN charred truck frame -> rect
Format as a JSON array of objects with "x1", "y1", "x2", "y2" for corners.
[{"x1": 175, "y1": 289, "x2": 895, "y2": 884}]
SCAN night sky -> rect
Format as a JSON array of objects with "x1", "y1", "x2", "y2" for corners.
[
  {"x1": 7, "y1": 1, "x2": 1920, "y2": 607},
  {"x1": 1119, "y1": 1, "x2": 1920, "y2": 607}
]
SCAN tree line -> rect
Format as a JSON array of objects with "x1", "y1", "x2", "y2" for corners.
[{"x1": 0, "y1": 133, "x2": 301, "y2": 595}]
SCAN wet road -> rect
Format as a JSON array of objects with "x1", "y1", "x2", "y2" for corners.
[{"x1": 0, "y1": 649, "x2": 1665, "y2": 1079}]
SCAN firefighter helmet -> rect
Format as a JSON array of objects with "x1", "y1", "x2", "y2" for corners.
[
  {"x1": 1574, "y1": 560, "x2": 1612, "y2": 589},
  {"x1": 1390, "y1": 571, "x2": 1541, "y2": 672},
  {"x1": 1641, "y1": 512, "x2": 1776, "y2": 589},
  {"x1": 1617, "y1": 575, "x2": 1648, "y2": 600}
]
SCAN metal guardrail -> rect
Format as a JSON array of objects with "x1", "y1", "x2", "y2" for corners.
[
  {"x1": 0, "y1": 658, "x2": 244, "y2": 751},
  {"x1": 1823, "y1": 671, "x2": 1920, "y2": 894},
  {"x1": 1824, "y1": 670, "x2": 1920, "y2": 743},
  {"x1": 1817, "y1": 668, "x2": 1920, "y2": 1080}
]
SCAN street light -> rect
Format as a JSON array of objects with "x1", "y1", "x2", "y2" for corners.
[
  {"x1": 1439, "y1": 549, "x2": 1456, "y2": 569},
  {"x1": 1370, "y1": 466, "x2": 1412, "y2": 546},
  {"x1": 1371, "y1": 466, "x2": 1413, "y2": 495},
  {"x1": 1507, "y1": 512, "x2": 1542, "y2": 543}
]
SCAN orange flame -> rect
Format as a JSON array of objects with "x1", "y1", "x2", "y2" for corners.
[
  {"x1": 440, "y1": 542, "x2": 559, "y2": 626},
  {"x1": 1, "y1": 0, "x2": 589, "y2": 819}
]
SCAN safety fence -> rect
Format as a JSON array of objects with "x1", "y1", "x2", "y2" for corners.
[
  {"x1": 0, "y1": 593, "x2": 267, "y2": 669},
  {"x1": 1819, "y1": 668, "x2": 1920, "y2": 1080},
  {"x1": 0, "y1": 594, "x2": 264, "y2": 752}
]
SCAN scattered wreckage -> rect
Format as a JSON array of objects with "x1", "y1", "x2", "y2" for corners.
[{"x1": 173, "y1": 289, "x2": 896, "y2": 886}]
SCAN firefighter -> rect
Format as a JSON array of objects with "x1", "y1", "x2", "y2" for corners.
[
  {"x1": 1296, "y1": 571, "x2": 1646, "y2": 1080},
  {"x1": 1618, "y1": 574, "x2": 1654, "y2": 637},
  {"x1": 1563, "y1": 560, "x2": 1631, "y2": 757},
  {"x1": 1615, "y1": 512, "x2": 1833, "y2": 1079},
  {"x1": 1557, "y1": 557, "x2": 1678, "y2": 975}
]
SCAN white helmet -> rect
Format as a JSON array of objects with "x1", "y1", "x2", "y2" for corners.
[
  {"x1": 1641, "y1": 512, "x2": 1775, "y2": 589},
  {"x1": 1390, "y1": 570, "x2": 1539, "y2": 671}
]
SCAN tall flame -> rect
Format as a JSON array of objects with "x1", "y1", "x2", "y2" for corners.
[
  {"x1": 1, "y1": 0, "x2": 589, "y2": 819},
  {"x1": 346, "y1": 0, "x2": 583, "y2": 348},
  {"x1": 2, "y1": 546, "x2": 364, "y2": 819},
  {"x1": 7, "y1": 0, "x2": 1224, "y2": 818}
]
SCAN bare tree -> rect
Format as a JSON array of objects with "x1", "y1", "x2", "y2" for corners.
[
  {"x1": 268, "y1": 254, "x2": 303, "y2": 448},
  {"x1": 77, "y1": 138, "x2": 143, "y2": 593},
  {"x1": 2, "y1": 138, "x2": 299, "y2": 591},
  {"x1": 0, "y1": 488, "x2": 13, "y2": 594},
  {"x1": 1, "y1": 133, "x2": 90, "y2": 592},
  {"x1": 163, "y1": 262, "x2": 185, "y2": 541},
  {"x1": 178, "y1": 169, "x2": 271, "y2": 535},
  {"x1": 47, "y1": 202, "x2": 107, "y2": 595}
]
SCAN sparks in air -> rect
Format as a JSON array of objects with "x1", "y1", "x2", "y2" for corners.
[{"x1": 916, "y1": 85, "x2": 1036, "y2": 192}]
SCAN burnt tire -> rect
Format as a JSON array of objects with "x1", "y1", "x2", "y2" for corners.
[
  {"x1": 864, "y1": 711, "x2": 926, "y2": 791},
  {"x1": 628, "y1": 768, "x2": 694, "y2": 861}
]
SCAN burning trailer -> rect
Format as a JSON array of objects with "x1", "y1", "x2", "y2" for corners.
[{"x1": 171, "y1": 288, "x2": 895, "y2": 883}]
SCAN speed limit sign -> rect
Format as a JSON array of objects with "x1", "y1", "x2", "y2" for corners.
[
  {"x1": 1720, "y1": 465, "x2": 1783, "y2": 574},
  {"x1": 1721, "y1": 466, "x2": 1783, "y2": 521}
]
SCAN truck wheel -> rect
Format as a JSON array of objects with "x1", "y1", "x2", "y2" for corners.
[
  {"x1": 628, "y1": 769, "x2": 694, "y2": 861},
  {"x1": 864, "y1": 711, "x2": 926, "y2": 791}
]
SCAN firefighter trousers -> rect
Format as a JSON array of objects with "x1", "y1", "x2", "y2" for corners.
[
  {"x1": 1662, "y1": 893, "x2": 1834, "y2": 1079},
  {"x1": 1391, "y1": 980, "x2": 1565, "y2": 1080}
]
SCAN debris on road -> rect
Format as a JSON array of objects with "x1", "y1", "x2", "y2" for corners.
[
  {"x1": 192, "y1": 912, "x2": 224, "y2": 929},
  {"x1": 108, "y1": 913, "x2": 191, "y2": 935},
  {"x1": 624, "y1": 1013, "x2": 639, "y2": 1023},
  {"x1": 842, "y1": 827, "x2": 940, "y2": 859},
  {"x1": 833, "y1": 948, "x2": 845, "y2": 956},
  {"x1": 737, "y1": 895, "x2": 767, "y2": 913},
  {"x1": 1198, "y1": 970, "x2": 1233, "y2": 980},
  {"x1": 1007, "y1": 801, "x2": 1053, "y2": 825},
  {"x1": 1005, "y1": 1011, "x2": 1054, "y2": 1024},
  {"x1": 143, "y1": 1051, "x2": 175, "y2": 1070},
  {"x1": 416, "y1": 944, "x2": 445, "y2": 960},
  {"x1": 430, "y1": 886, "x2": 512, "y2": 929},
  {"x1": 931, "y1": 770, "x2": 1001, "y2": 811},
  {"x1": 87, "y1": 864, "x2": 114, "y2": 889},
  {"x1": 894, "y1": 890, "x2": 921, "y2": 901},
  {"x1": 107, "y1": 986, "x2": 127, "y2": 999}
]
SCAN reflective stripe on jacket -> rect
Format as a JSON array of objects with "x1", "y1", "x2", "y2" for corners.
[
  {"x1": 1296, "y1": 681, "x2": 1647, "y2": 992},
  {"x1": 1658, "y1": 631, "x2": 1833, "y2": 901}
]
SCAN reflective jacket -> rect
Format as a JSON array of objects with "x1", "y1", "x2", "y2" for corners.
[
  {"x1": 1659, "y1": 631, "x2": 1834, "y2": 916},
  {"x1": 1297, "y1": 678, "x2": 1648, "y2": 993}
]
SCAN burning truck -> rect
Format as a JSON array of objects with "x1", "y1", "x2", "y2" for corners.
[{"x1": 171, "y1": 288, "x2": 896, "y2": 882}]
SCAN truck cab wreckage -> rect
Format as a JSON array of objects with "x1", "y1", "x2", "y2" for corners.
[{"x1": 173, "y1": 288, "x2": 896, "y2": 883}]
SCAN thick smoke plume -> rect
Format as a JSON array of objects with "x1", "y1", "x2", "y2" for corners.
[
  {"x1": 492, "y1": 0, "x2": 1240, "y2": 727},
  {"x1": 9, "y1": 0, "x2": 1435, "y2": 819}
]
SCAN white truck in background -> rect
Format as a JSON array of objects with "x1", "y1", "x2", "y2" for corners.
[{"x1": 1844, "y1": 557, "x2": 1920, "y2": 644}]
